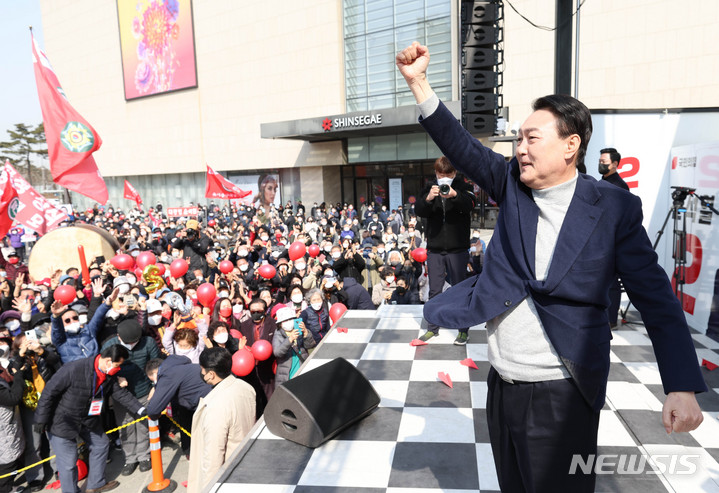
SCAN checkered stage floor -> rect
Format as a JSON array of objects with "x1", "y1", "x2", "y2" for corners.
[{"x1": 210, "y1": 305, "x2": 719, "y2": 493}]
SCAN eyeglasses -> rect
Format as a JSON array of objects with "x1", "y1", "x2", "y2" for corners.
[
  {"x1": 63, "y1": 315, "x2": 79, "y2": 323},
  {"x1": 250, "y1": 311, "x2": 264, "y2": 315}
]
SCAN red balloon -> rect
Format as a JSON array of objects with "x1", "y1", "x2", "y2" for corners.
[
  {"x1": 251, "y1": 339, "x2": 273, "y2": 361},
  {"x1": 170, "y1": 258, "x2": 189, "y2": 278},
  {"x1": 219, "y1": 260, "x2": 234, "y2": 274},
  {"x1": 76, "y1": 459, "x2": 88, "y2": 481},
  {"x1": 232, "y1": 348, "x2": 256, "y2": 377},
  {"x1": 411, "y1": 248, "x2": 428, "y2": 263},
  {"x1": 136, "y1": 251, "x2": 157, "y2": 270},
  {"x1": 196, "y1": 283, "x2": 216, "y2": 307},
  {"x1": 258, "y1": 264, "x2": 276, "y2": 280},
  {"x1": 308, "y1": 244, "x2": 320, "y2": 258},
  {"x1": 134, "y1": 267, "x2": 144, "y2": 280},
  {"x1": 156, "y1": 263, "x2": 166, "y2": 276},
  {"x1": 288, "y1": 241, "x2": 306, "y2": 261},
  {"x1": 230, "y1": 329, "x2": 243, "y2": 340},
  {"x1": 208, "y1": 219, "x2": 216, "y2": 227},
  {"x1": 110, "y1": 254, "x2": 134, "y2": 271},
  {"x1": 329, "y1": 302, "x2": 348, "y2": 324},
  {"x1": 53, "y1": 285, "x2": 76, "y2": 305}
]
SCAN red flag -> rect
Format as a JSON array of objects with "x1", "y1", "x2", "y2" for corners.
[
  {"x1": 32, "y1": 34, "x2": 108, "y2": 204},
  {"x1": 123, "y1": 180, "x2": 143, "y2": 208},
  {"x1": 205, "y1": 165, "x2": 252, "y2": 200},
  {"x1": 2, "y1": 161, "x2": 67, "y2": 235},
  {"x1": 0, "y1": 164, "x2": 19, "y2": 238}
]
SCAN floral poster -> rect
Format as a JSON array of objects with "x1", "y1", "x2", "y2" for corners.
[{"x1": 116, "y1": 0, "x2": 198, "y2": 100}]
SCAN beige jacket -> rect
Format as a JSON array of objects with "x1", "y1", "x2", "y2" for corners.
[{"x1": 187, "y1": 376, "x2": 256, "y2": 493}]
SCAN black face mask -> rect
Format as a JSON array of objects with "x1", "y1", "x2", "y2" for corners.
[
  {"x1": 251, "y1": 312, "x2": 265, "y2": 322},
  {"x1": 598, "y1": 163, "x2": 611, "y2": 175},
  {"x1": 395, "y1": 286, "x2": 407, "y2": 296}
]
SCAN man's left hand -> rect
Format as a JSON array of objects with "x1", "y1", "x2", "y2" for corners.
[
  {"x1": 662, "y1": 391, "x2": 703, "y2": 433},
  {"x1": 440, "y1": 187, "x2": 457, "y2": 199}
]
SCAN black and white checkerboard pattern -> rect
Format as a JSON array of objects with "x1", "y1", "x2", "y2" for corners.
[{"x1": 211, "y1": 305, "x2": 719, "y2": 493}]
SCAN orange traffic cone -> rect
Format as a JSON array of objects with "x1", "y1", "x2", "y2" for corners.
[{"x1": 142, "y1": 418, "x2": 177, "y2": 493}]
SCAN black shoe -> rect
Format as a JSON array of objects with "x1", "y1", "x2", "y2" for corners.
[
  {"x1": 121, "y1": 462, "x2": 138, "y2": 476},
  {"x1": 86, "y1": 480, "x2": 120, "y2": 493},
  {"x1": 27, "y1": 481, "x2": 44, "y2": 493},
  {"x1": 139, "y1": 460, "x2": 152, "y2": 472}
]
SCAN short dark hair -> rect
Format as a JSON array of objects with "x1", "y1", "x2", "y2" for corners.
[
  {"x1": 532, "y1": 95, "x2": 593, "y2": 170},
  {"x1": 101, "y1": 344, "x2": 129, "y2": 362},
  {"x1": 199, "y1": 347, "x2": 232, "y2": 379},
  {"x1": 599, "y1": 147, "x2": 621, "y2": 164},
  {"x1": 145, "y1": 358, "x2": 163, "y2": 375},
  {"x1": 433, "y1": 156, "x2": 455, "y2": 175},
  {"x1": 249, "y1": 298, "x2": 267, "y2": 311},
  {"x1": 208, "y1": 320, "x2": 229, "y2": 340}
]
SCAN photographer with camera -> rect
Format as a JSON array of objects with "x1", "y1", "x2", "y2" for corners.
[
  {"x1": 173, "y1": 219, "x2": 212, "y2": 278},
  {"x1": 415, "y1": 156, "x2": 477, "y2": 345}
]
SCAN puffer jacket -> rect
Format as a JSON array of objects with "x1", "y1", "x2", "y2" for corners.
[
  {"x1": 101, "y1": 336, "x2": 160, "y2": 399},
  {"x1": 0, "y1": 375, "x2": 24, "y2": 465},
  {"x1": 300, "y1": 304, "x2": 331, "y2": 343},
  {"x1": 272, "y1": 319, "x2": 316, "y2": 386},
  {"x1": 52, "y1": 302, "x2": 110, "y2": 363},
  {"x1": 34, "y1": 355, "x2": 143, "y2": 439}
]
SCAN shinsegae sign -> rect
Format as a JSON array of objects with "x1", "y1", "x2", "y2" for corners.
[{"x1": 322, "y1": 113, "x2": 383, "y2": 131}]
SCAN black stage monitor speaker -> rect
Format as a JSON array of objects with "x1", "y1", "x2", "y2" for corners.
[{"x1": 264, "y1": 357, "x2": 380, "y2": 448}]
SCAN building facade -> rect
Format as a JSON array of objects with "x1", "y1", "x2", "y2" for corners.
[{"x1": 38, "y1": 0, "x2": 719, "y2": 214}]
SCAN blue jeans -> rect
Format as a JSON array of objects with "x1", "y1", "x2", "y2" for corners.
[{"x1": 49, "y1": 427, "x2": 110, "y2": 493}]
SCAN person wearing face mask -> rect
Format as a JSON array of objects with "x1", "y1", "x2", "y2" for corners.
[
  {"x1": 300, "y1": 289, "x2": 331, "y2": 343},
  {"x1": 239, "y1": 299, "x2": 276, "y2": 418},
  {"x1": 34, "y1": 345, "x2": 146, "y2": 493},
  {"x1": 163, "y1": 323, "x2": 207, "y2": 365},
  {"x1": 187, "y1": 348, "x2": 255, "y2": 493},
  {"x1": 173, "y1": 219, "x2": 211, "y2": 278},
  {"x1": 142, "y1": 298, "x2": 169, "y2": 349},
  {"x1": 272, "y1": 307, "x2": 316, "y2": 386},
  {"x1": 210, "y1": 298, "x2": 242, "y2": 333},
  {"x1": 371, "y1": 267, "x2": 398, "y2": 306},
  {"x1": 204, "y1": 321, "x2": 239, "y2": 355},
  {"x1": 0, "y1": 337, "x2": 26, "y2": 493},
  {"x1": 388, "y1": 275, "x2": 420, "y2": 305},
  {"x1": 51, "y1": 287, "x2": 120, "y2": 364},
  {"x1": 331, "y1": 240, "x2": 366, "y2": 285},
  {"x1": 100, "y1": 320, "x2": 159, "y2": 476},
  {"x1": 286, "y1": 285, "x2": 307, "y2": 317},
  {"x1": 415, "y1": 156, "x2": 476, "y2": 345},
  {"x1": 8, "y1": 333, "x2": 62, "y2": 491}
]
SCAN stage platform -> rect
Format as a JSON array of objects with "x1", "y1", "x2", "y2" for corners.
[{"x1": 210, "y1": 305, "x2": 719, "y2": 493}]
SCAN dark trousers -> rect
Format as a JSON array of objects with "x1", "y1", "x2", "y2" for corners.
[
  {"x1": 486, "y1": 367, "x2": 600, "y2": 493},
  {"x1": 607, "y1": 277, "x2": 622, "y2": 326},
  {"x1": 426, "y1": 250, "x2": 470, "y2": 333},
  {"x1": 0, "y1": 458, "x2": 19, "y2": 493}
]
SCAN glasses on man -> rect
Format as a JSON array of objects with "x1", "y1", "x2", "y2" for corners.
[{"x1": 63, "y1": 315, "x2": 79, "y2": 323}]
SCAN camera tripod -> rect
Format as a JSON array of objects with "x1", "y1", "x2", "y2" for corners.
[{"x1": 620, "y1": 187, "x2": 719, "y2": 321}]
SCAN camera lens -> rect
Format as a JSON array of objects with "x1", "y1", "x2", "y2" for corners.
[{"x1": 439, "y1": 184, "x2": 450, "y2": 195}]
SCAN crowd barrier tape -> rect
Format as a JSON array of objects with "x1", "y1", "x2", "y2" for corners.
[{"x1": 0, "y1": 410, "x2": 189, "y2": 480}]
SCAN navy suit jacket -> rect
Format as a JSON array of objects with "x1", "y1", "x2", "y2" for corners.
[{"x1": 421, "y1": 101, "x2": 707, "y2": 411}]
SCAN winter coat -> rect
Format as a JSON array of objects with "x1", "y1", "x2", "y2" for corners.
[
  {"x1": 161, "y1": 322, "x2": 208, "y2": 364},
  {"x1": 272, "y1": 320, "x2": 316, "y2": 386},
  {"x1": 187, "y1": 376, "x2": 255, "y2": 493},
  {"x1": 101, "y1": 336, "x2": 160, "y2": 399},
  {"x1": 371, "y1": 280, "x2": 396, "y2": 307},
  {"x1": 9, "y1": 346, "x2": 62, "y2": 388},
  {"x1": 145, "y1": 355, "x2": 211, "y2": 418},
  {"x1": 0, "y1": 375, "x2": 24, "y2": 465},
  {"x1": 342, "y1": 277, "x2": 375, "y2": 310},
  {"x1": 52, "y1": 302, "x2": 110, "y2": 363},
  {"x1": 34, "y1": 355, "x2": 143, "y2": 440},
  {"x1": 300, "y1": 304, "x2": 331, "y2": 343},
  {"x1": 361, "y1": 255, "x2": 384, "y2": 291},
  {"x1": 239, "y1": 317, "x2": 277, "y2": 402}
]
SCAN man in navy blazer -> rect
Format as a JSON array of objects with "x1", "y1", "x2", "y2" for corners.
[{"x1": 397, "y1": 42, "x2": 706, "y2": 492}]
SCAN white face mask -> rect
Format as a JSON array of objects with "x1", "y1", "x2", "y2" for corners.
[
  {"x1": 377, "y1": 248, "x2": 385, "y2": 255},
  {"x1": 172, "y1": 251, "x2": 181, "y2": 258},
  {"x1": 5, "y1": 320, "x2": 20, "y2": 332},
  {"x1": 218, "y1": 291, "x2": 229, "y2": 299},
  {"x1": 239, "y1": 264, "x2": 249, "y2": 272},
  {"x1": 65, "y1": 322, "x2": 81, "y2": 334},
  {"x1": 291, "y1": 293, "x2": 303, "y2": 304},
  {"x1": 281, "y1": 320, "x2": 295, "y2": 331},
  {"x1": 79, "y1": 314, "x2": 88, "y2": 325},
  {"x1": 311, "y1": 302, "x2": 322, "y2": 311},
  {"x1": 331, "y1": 252, "x2": 341, "y2": 259},
  {"x1": 260, "y1": 235, "x2": 269, "y2": 242},
  {"x1": 118, "y1": 284, "x2": 130, "y2": 295},
  {"x1": 120, "y1": 340, "x2": 138, "y2": 351},
  {"x1": 386, "y1": 276, "x2": 395, "y2": 284},
  {"x1": 294, "y1": 262, "x2": 306, "y2": 271},
  {"x1": 0, "y1": 344, "x2": 9, "y2": 358},
  {"x1": 238, "y1": 249, "x2": 248, "y2": 257},
  {"x1": 213, "y1": 332, "x2": 229, "y2": 344},
  {"x1": 148, "y1": 314, "x2": 163, "y2": 326},
  {"x1": 175, "y1": 347, "x2": 192, "y2": 356},
  {"x1": 437, "y1": 177, "x2": 453, "y2": 187},
  {"x1": 232, "y1": 304, "x2": 243, "y2": 314}
]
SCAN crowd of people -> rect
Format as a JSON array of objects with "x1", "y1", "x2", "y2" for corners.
[{"x1": 0, "y1": 194, "x2": 487, "y2": 493}]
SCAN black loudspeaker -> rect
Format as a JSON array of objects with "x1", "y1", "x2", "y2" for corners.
[{"x1": 264, "y1": 358, "x2": 380, "y2": 448}]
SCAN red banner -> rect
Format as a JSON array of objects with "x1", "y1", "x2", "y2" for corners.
[
  {"x1": 32, "y1": 33, "x2": 108, "y2": 204},
  {"x1": 166, "y1": 206, "x2": 199, "y2": 218},
  {"x1": 1, "y1": 161, "x2": 67, "y2": 235},
  {"x1": 205, "y1": 164, "x2": 252, "y2": 200},
  {"x1": 123, "y1": 179, "x2": 142, "y2": 208}
]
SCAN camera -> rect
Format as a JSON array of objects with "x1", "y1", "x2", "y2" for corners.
[{"x1": 439, "y1": 184, "x2": 450, "y2": 195}]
